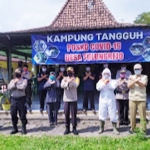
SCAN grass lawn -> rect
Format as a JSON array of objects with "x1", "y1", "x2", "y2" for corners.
[{"x1": 0, "y1": 134, "x2": 150, "y2": 150}]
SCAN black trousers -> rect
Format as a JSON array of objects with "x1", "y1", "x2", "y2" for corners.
[
  {"x1": 64, "y1": 101, "x2": 77, "y2": 128},
  {"x1": 10, "y1": 97, "x2": 27, "y2": 126},
  {"x1": 117, "y1": 100, "x2": 129, "y2": 123},
  {"x1": 47, "y1": 102, "x2": 58, "y2": 123},
  {"x1": 83, "y1": 91, "x2": 95, "y2": 110},
  {"x1": 25, "y1": 84, "x2": 32, "y2": 107},
  {"x1": 39, "y1": 89, "x2": 47, "y2": 110}
]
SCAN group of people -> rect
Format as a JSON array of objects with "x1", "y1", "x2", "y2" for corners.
[{"x1": 7, "y1": 62, "x2": 148, "y2": 135}]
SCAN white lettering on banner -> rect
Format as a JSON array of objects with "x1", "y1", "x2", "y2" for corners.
[
  {"x1": 47, "y1": 36, "x2": 53, "y2": 42},
  {"x1": 54, "y1": 36, "x2": 60, "y2": 42},
  {"x1": 47, "y1": 32, "x2": 143, "y2": 42},
  {"x1": 99, "y1": 32, "x2": 143, "y2": 41}
]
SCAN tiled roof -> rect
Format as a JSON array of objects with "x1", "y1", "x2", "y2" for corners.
[
  {"x1": 2, "y1": 0, "x2": 147, "y2": 34},
  {"x1": 51, "y1": 0, "x2": 118, "y2": 30}
]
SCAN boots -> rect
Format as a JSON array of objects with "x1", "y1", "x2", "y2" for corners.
[
  {"x1": 98, "y1": 120, "x2": 105, "y2": 134},
  {"x1": 10, "y1": 125, "x2": 18, "y2": 134},
  {"x1": 112, "y1": 122, "x2": 119, "y2": 135},
  {"x1": 72, "y1": 126, "x2": 78, "y2": 135},
  {"x1": 64, "y1": 126, "x2": 70, "y2": 135},
  {"x1": 22, "y1": 124, "x2": 27, "y2": 135}
]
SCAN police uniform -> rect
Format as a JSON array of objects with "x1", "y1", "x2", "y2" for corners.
[
  {"x1": 61, "y1": 67, "x2": 80, "y2": 135},
  {"x1": 22, "y1": 70, "x2": 32, "y2": 111},
  {"x1": 8, "y1": 69, "x2": 27, "y2": 134}
]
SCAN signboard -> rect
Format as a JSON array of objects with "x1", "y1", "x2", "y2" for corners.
[{"x1": 32, "y1": 28, "x2": 150, "y2": 65}]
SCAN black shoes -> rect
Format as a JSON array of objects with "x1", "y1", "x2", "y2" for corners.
[
  {"x1": 64, "y1": 127, "x2": 70, "y2": 135},
  {"x1": 64, "y1": 127, "x2": 78, "y2": 135},
  {"x1": 10, "y1": 126, "x2": 18, "y2": 134},
  {"x1": 73, "y1": 127, "x2": 78, "y2": 135},
  {"x1": 29, "y1": 106, "x2": 32, "y2": 113},
  {"x1": 40, "y1": 109, "x2": 43, "y2": 114},
  {"x1": 22, "y1": 124, "x2": 27, "y2": 135}
]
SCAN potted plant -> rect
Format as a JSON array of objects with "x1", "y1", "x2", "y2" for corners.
[{"x1": 0, "y1": 85, "x2": 11, "y2": 111}]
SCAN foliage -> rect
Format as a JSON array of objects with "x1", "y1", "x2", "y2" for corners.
[
  {"x1": 134, "y1": 12, "x2": 150, "y2": 25},
  {"x1": 134, "y1": 118, "x2": 147, "y2": 140},
  {"x1": 0, "y1": 92, "x2": 10, "y2": 104},
  {"x1": 0, "y1": 134, "x2": 150, "y2": 150}
]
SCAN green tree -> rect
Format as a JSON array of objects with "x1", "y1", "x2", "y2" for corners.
[{"x1": 134, "y1": 12, "x2": 150, "y2": 25}]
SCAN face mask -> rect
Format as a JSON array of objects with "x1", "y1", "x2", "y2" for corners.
[
  {"x1": 60, "y1": 67, "x2": 65, "y2": 72},
  {"x1": 103, "y1": 64, "x2": 108, "y2": 68},
  {"x1": 49, "y1": 75, "x2": 55, "y2": 81},
  {"x1": 86, "y1": 67, "x2": 90, "y2": 72},
  {"x1": 121, "y1": 67, "x2": 126, "y2": 70},
  {"x1": 23, "y1": 68, "x2": 28, "y2": 72},
  {"x1": 134, "y1": 69, "x2": 141, "y2": 75},
  {"x1": 67, "y1": 72, "x2": 73, "y2": 77},
  {"x1": 15, "y1": 73, "x2": 21, "y2": 78},
  {"x1": 120, "y1": 74, "x2": 126, "y2": 79},
  {"x1": 103, "y1": 74, "x2": 110, "y2": 79},
  {"x1": 42, "y1": 68, "x2": 46, "y2": 72}
]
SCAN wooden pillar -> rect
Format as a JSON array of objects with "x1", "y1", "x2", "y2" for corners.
[{"x1": 6, "y1": 48, "x2": 12, "y2": 82}]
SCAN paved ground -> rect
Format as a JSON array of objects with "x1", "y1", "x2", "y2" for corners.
[{"x1": 0, "y1": 112, "x2": 150, "y2": 137}]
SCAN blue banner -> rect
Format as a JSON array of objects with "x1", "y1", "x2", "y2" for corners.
[{"x1": 32, "y1": 28, "x2": 150, "y2": 65}]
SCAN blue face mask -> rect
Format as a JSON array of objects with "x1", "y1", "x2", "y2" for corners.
[
  {"x1": 134, "y1": 69, "x2": 141, "y2": 75},
  {"x1": 49, "y1": 75, "x2": 55, "y2": 81}
]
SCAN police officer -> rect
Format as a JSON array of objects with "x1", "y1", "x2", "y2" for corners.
[
  {"x1": 61, "y1": 67, "x2": 80, "y2": 135},
  {"x1": 22, "y1": 64, "x2": 32, "y2": 112},
  {"x1": 8, "y1": 69, "x2": 27, "y2": 134}
]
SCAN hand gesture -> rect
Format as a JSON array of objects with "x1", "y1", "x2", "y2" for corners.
[
  {"x1": 59, "y1": 72, "x2": 63, "y2": 77},
  {"x1": 51, "y1": 80, "x2": 55, "y2": 84},
  {"x1": 135, "y1": 77, "x2": 141, "y2": 82},
  {"x1": 22, "y1": 72, "x2": 26, "y2": 76},
  {"x1": 68, "y1": 77, "x2": 74, "y2": 83},
  {"x1": 43, "y1": 74, "x2": 47, "y2": 79},
  {"x1": 85, "y1": 72, "x2": 89, "y2": 76},
  {"x1": 104, "y1": 79, "x2": 109, "y2": 84},
  {"x1": 14, "y1": 78, "x2": 19, "y2": 83},
  {"x1": 88, "y1": 72, "x2": 91, "y2": 76}
]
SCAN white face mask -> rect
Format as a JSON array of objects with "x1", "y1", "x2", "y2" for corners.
[
  {"x1": 42, "y1": 68, "x2": 46, "y2": 72},
  {"x1": 60, "y1": 67, "x2": 65, "y2": 72},
  {"x1": 121, "y1": 67, "x2": 126, "y2": 70},
  {"x1": 103, "y1": 74, "x2": 110, "y2": 79},
  {"x1": 86, "y1": 67, "x2": 90, "y2": 72},
  {"x1": 103, "y1": 64, "x2": 108, "y2": 68},
  {"x1": 134, "y1": 69, "x2": 141, "y2": 75}
]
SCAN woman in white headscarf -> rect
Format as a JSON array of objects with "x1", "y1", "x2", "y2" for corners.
[{"x1": 96, "y1": 68, "x2": 119, "y2": 135}]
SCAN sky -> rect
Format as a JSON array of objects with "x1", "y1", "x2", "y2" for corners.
[{"x1": 0, "y1": 0, "x2": 150, "y2": 32}]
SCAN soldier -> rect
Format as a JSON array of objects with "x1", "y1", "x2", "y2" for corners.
[
  {"x1": 22, "y1": 64, "x2": 32, "y2": 112},
  {"x1": 8, "y1": 68, "x2": 27, "y2": 134}
]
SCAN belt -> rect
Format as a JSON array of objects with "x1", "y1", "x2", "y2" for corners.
[
  {"x1": 116, "y1": 90, "x2": 129, "y2": 94},
  {"x1": 11, "y1": 96, "x2": 25, "y2": 100}
]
